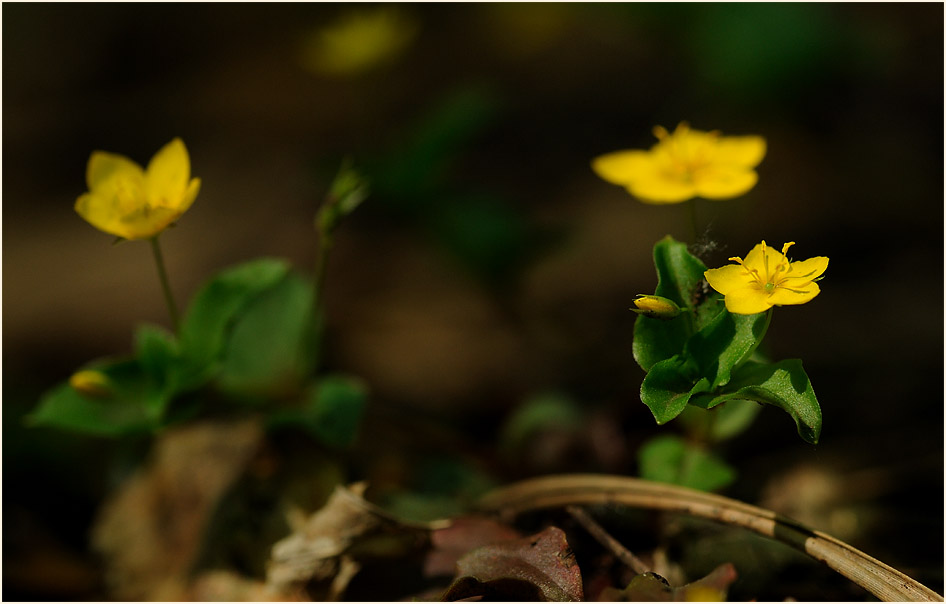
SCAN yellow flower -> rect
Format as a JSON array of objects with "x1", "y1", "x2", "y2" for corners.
[
  {"x1": 75, "y1": 138, "x2": 201, "y2": 240},
  {"x1": 704, "y1": 241, "x2": 828, "y2": 315},
  {"x1": 591, "y1": 122, "x2": 766, "y2": 204},
  {"x1": 301, "y1": 8, "x2": 418, "y2": 76}
]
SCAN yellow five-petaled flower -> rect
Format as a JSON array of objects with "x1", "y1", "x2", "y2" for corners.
[
  {"x1": 704, "y1": 241, "x2": 828, "y2": 315},
  {"x1": 75, "y1": 138, "x2": 201, "y2": 240},
  {"x1": 591, "y1": 122, "x2": 766, "y2": 204}
]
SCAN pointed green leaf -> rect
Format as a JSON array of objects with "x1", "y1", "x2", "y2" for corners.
[
  {"x1": 686, "y1": 309, "x2": 770, "y2": 389},
  {"x1": 640, "y1": 354, "x2": 711, "y2": 424},
  {"x1": 633, "y1": 236, "x2": 724, "y2": 371},
  {"x1": 709, "y1": 360, "x2": 822, "y2": 444}
]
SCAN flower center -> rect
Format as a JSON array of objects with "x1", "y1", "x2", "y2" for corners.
[
  {"x1": 729, "y1": 241, "x2": 796, "y2": 295},
  {"x1": 653, "y1": 123, "x2": 720, "y2": 181}
]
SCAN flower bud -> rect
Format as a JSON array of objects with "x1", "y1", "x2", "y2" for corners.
[
  {"x1": 631, "y1": 295, "x2": 682, "y2": 320},
  {"x1": 69, "y1": 370, "x2": 113, "y2": 398}
]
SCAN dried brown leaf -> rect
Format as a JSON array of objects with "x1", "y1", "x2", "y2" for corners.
[
  {"x1": 443, "y1": 526, "x2": 583, "y2": 602},
  {"x1": 425, "y1": 515, "x2": 522, "y2": 578},
  {"x1": 91, "y1": 419, "x2": 264, "y2": 601}
]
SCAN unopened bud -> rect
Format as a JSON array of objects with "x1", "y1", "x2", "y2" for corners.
[
  {"x1": 69, "y1": 370, "x2": 112, "y2": 398},
  {"x1": 631, "y1": 295, "x2": 682, "y2": 320}
]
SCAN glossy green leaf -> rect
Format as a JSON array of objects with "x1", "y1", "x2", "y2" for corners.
[
  {"x1": 633, "y1": 236, "x2": 723, "y2": 371},
  {"x1": 216, "y1": 272, "x2": 316, "y2": 399},
  {"x1": 640, "y1": 354, "x2": 711, "y2": 424},
  {"x1": 638, "y1": 434, "x2": 736, "y2": 491},
  {"x1": 177, "y1": 258, "x2": 291, "y2": 386},
  {"x1": 686, "y1": 309, "x2": 770, "y2": 389},
  {"x1": 28, "y1": 359, "x2": 165, "y2": 436},
  {"x1": 706, "y1": 359, "x2": 822, "y2": 444}
]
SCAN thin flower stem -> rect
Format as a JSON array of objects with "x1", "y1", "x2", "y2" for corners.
[{"x1": 150, "y1": 236, "x2": 180, "y2": 332}]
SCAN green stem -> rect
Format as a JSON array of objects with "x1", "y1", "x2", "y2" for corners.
[{"x1": 150, "y1": 236, "x2": 180, "y2": 332}]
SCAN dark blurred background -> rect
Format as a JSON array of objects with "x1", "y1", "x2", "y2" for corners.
[{"x1": 3, "y1": 3, "x2": 943, "y2": 600}]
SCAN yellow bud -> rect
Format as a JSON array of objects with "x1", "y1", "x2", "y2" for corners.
[
  {"x1": 631, "y1": 295, "x2": 682, "y2": 320},
  {"x1": 69, "y1": 370, "x2": 112, "y2": 398}
]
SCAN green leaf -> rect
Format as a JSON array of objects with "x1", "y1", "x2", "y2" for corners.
[
  {"x1": 177, "y1": 258, "x2": 291, "y2": 386},
  {"x1": 686, "y1": 309, "x2": 770, "y2": 389},
  {"x1": 708, "y1": 360, "x2": 822, "y2": 444},
  {"x1": 633, "y1": 236, "x2": 722, "y2": 371},
  {"x1": 638, "y1": 434, "x2": 736, "y2": 491},
  {"x1": 269, "y1": 375, "x2": 368, "y2": 449},
  {"x1": 28, "y1": 359, "x2": 165, "y2": 437},
  {"x1": 216, "y1": 272, "x2": 316, "y2": 399},
  {"x1": 640, "y1": 355, "x2": 711, "y2": 424}
]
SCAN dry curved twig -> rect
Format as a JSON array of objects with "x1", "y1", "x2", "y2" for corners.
[{"x1": 476, "y1": 474, "x2": 943, "y2": 602}]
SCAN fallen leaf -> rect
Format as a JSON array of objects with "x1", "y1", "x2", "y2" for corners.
[
  {"x1": 266, "y1": 481, "x2": 438, "y2": 594},
  {"x1": 91, "y1": 419, "x2": 264, "y2": 601},
  {"x1": 443, "y1": 526, "x2": 583, "y2": 601},
  {"x1": 425, "y1": 515, "x2": 522, "y2": 577}
]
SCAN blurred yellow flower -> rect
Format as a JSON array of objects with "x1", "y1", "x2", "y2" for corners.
[
  {"x1": 704, "y1": 241, "x2": 828, "y2": 315},
  {"x1": 75, "y1": 138, "x2": 200, "y2": 240},
  {"x1": 592, "y1": 123, "x2": 766, "y2": 204},
  {"x1": 302, "y1": 8, "x2": 418, "y2": 76}
]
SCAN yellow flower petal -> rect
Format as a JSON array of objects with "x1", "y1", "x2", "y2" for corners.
[
  {"x1": 590, "y1": 150, "x2": 654, "y2": 185},
  {"x1": 782, "y1": 256, "x2": 829, "y2": 283},
  {"x1": 86, "y1": 151, "x2": 144, "y2": 190},
  {"x1": 145, "y1": 138, "x2": 191, "y2": 209},
  {"x1": 179, "y1": 177, "x2": 202, "y2": 215},
  {"x1": 704, "y1": 264, "x2": 753, "y2": 295},
  {"x1": 743, "y1": 241, "x2": 783, "y2": 276},
  {"x1": 768, "y1": 281, "x2": 820, "y2": 306},
  {"x1": 628, "y1": 177, "x2": 698, "y2": 204},
  {"x1": 75, "y1": 191, "x2": 126, "y2": 238},
  {"x1": 722, "y1": 286, "x2": 772, "y2": 314},
  {"x1": 714, "y1": 135, "x2": 767, "y2": 167},
  {"x1": 694, "y1": 166, "x2": 758, "y2": 199}
]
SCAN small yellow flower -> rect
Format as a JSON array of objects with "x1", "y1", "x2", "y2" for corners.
[
  {"x1": 75, "y1": 138, "x2": 201, "y2": 240},
  {"x1": 69, "y1": 369, "x2": 112, "y2": 398},
  {"x1": 591, "y1": 122, "x2": 766, "y2": 204},
  {"x1": 704, "y1": 241, "x2": 828, "y2": 315},
  {"x1": 631, "y1": 294, "x2": 682, "y2": 319},
  {"x1": 301, "y1": 8, "x2": 418, "y2": 76}
]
